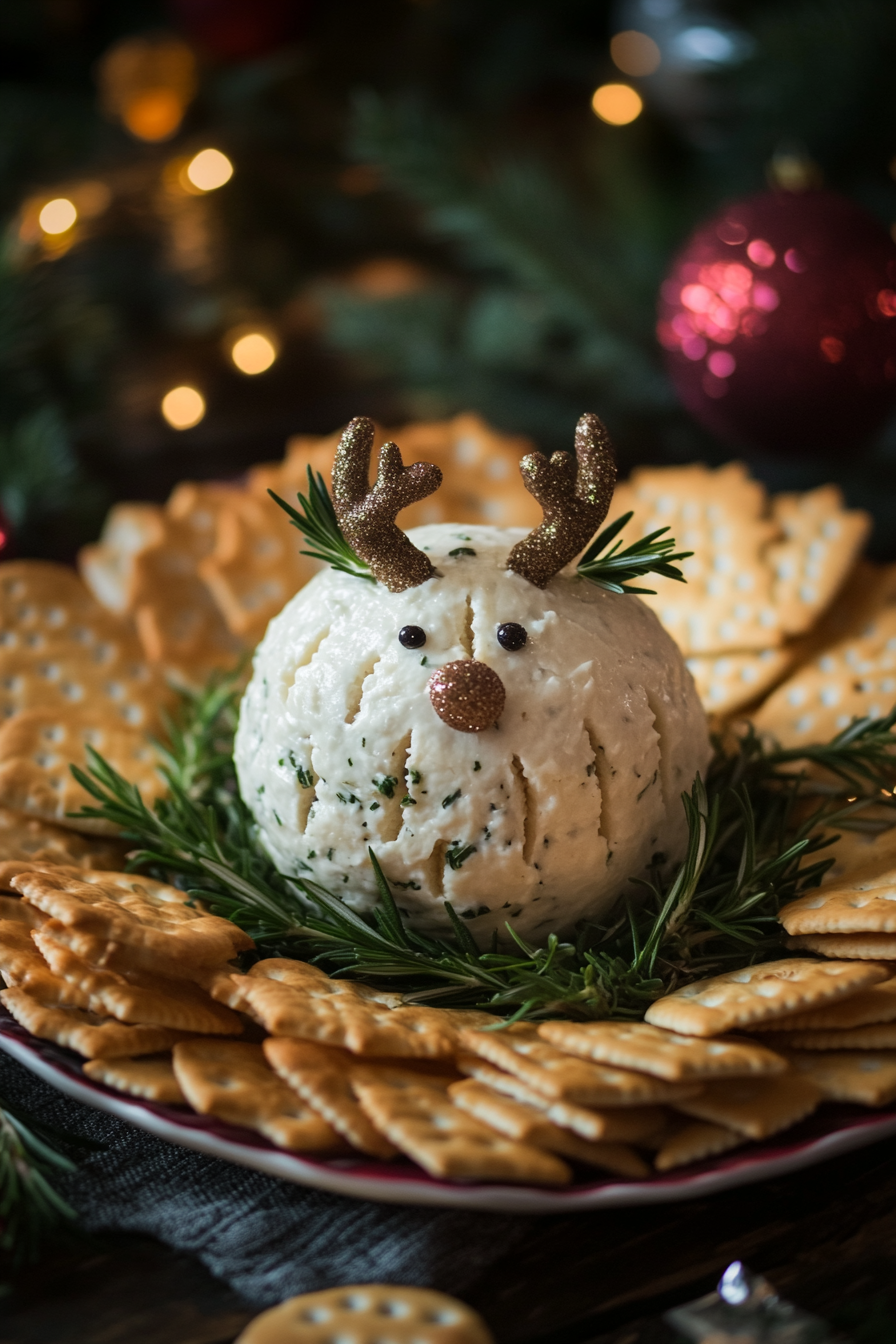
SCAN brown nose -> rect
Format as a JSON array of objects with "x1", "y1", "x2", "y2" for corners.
[{"x1": 428, "y1": 660, "x2": 506, "y2": 732}]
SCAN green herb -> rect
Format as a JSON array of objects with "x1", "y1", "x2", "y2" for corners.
[
  {"x1": 446, "y1": 842, "x2": 477, "y2": 869},
  {"x1": 370, "y1": 801, "x2": 380, "y2": 811},
  {"x1": 373, "y1": 775, "x2": 398, "y2": 798},
  {"x1": 336, "y1": 791, "x2": 358, "y2": 805},
  {"x1": 269, "y1": 468, "x2": 373, "y2": 582},
  {"x1": 0, "y1": 1093, "x2": 88, "y2": 1265},
  {"x1": 442, "y1": 789, "x2": 461, "y2": 808},
  {"x1": 69, "y1": 679, "x2": 896, "y2": 1019},
  {"x1": 577, "y1": 511, "x2": 692, "y2": 596},
  {"x1": 409, "y1": 769, "x2": 422, "y2": 784},
  {"x1": 401, "y1": 795, "x2": 417, "y2": 806},
  {"x1": 449, "y1": 547, "x2": 476, "y2": 557}
]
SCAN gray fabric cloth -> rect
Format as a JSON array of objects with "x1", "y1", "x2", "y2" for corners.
[{"x1": 1, "y1": 1052, "x2": 534, "y2": 1306}]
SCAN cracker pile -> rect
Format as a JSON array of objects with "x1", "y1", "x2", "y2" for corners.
[
  {"x1": 610, "y1": 463, "x2": 873, "y2": 720},
  {"x1": 3, "y1": 864, "x2": 896, "y2": 1186}
]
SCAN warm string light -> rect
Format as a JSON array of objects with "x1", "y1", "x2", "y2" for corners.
[
  {"x1": 38, "y1": 198, "x2": 77, "y2": 235},
  {"x1": 230, "y1": 331, "x2": 278, "y2": 375},
  {"x1": 161, "y1": 386, "x2": 205, "y2": 429},
  {"x1": 185, "y1": 149, "x2": 233, "y2": 192},
  {"x1": 591, "y1": 83, "x2": 643, "y2": 126},
  {"x1": 610, "y1": 30, "x2": 661, "y2": 76}
]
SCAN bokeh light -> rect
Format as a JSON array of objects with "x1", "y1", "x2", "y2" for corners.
[
  {"x1": 230, "y1": 332, "x2": 278, "y2": 375},
  {"x1": 38, "y1": 198, "x2": 77, "y2": 235},
  {"x1": 591, "y1": 84, "x2": 643, "y2": 126},
  {"x1": 610, "y1": 31, "x2": 661, "y2": 77},
  {"x1": 161, "y1": 386, "x2": 206, "y2": 429},
  {"x1": 186, "y1": 149, "x2": 234, "y2": 192},
  {"x1": 122, "y1": 90, "x2": 185, "y2": 142}
]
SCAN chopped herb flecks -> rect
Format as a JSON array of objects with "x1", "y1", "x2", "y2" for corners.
[
  {"x1": 446, "y1": 842, "x2": 477, "y2": 869},
  {"x1": 442, "y1": 789, "x2": 461, "y2": 808}
]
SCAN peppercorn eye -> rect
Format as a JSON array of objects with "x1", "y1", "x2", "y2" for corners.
[
  {"x1": 399, "y1": 625, "x2": 426, "y2": 649},
  {"x1": 496, "y1": 622, "x2": 527, "y2": 651}
]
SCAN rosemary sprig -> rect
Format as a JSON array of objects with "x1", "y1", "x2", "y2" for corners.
[
  {"x1": 577, "y1": 511, "x2": 692, "y2": 595},
  {"x1": 269, "y1": 468, "x2": 373, "y2": 581},
  {"x1": 0, "y1": 1093, "x2": 81, "y2": 1265}
]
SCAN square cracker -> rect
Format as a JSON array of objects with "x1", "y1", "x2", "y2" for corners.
[
  {"x1": 83, "y1": 1054, "x2": 186, "y2": 1104},
  {"x1": 448, "y1": 1080, "x2": 651, "y2": 1178},
  {"x1": 0, "y1": 985, "x2": 191, "y2": 1058},
  {"x1": 784, "y1": 1050, "x2": 896, "y2": 1106},
  {"x1": 172, "y1": 1039, "x2": 345, "y2": 1153},
  {"x1": 780, "y1": 879, "x2": 896, "y2": 936},
  {"x1": 748, "y1": 976, "x2": 896, "y2": 1031},
  {"x1": 537, "y1": 1020, "x2": 787, "y2": 1082},
  {"x1": 13, "y1": 867, "x2": 252, "y2": 971},
  {"x1": 456, "y1": 1054, "x2": 675, "y2": 1143},
  {"x1": 674, "y1": 1073, "x2": 822, "y2": 1139},
  {"x1": 765, "y1": 486, "x2": 870, "y2": 638},
  {"x1": 353, "y1": 1077, "x2": 572, "y2": 1185},
  {"x1": 0, "y1": 708, "x2": 167, "y2": 834},
  {"x1": 0, "y1": 918, "x2": 53, "y2": 989},
  {"x1": 458, "y1": 1025, "x2": 701, "y2": 1105},
  {"x1": 78, "y1": 502, "x2": 167, "y2": 615},
  {"x1": 787, "y1": 933, "x2": 896, "y2": 959},
  {"x1": 654, "y1": 1121, "x2": 745, "y2": 1172},
  {"x1": 757, "y1": 1022, "x2": 896, "y2": 1050},
  {"x1": 0, "y1": 806, "x2": 127, "y2": 871},
  {"x1": 644, "y1": 958, "x2": 887, "y2": 1037},
  {"x1": 685, "y1": 647, "x2": 796, "y2": 717}
]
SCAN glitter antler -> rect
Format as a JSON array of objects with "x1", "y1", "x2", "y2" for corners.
[
  {"x1": 506, "y1": 413, "x2": 617, "y2": 588},
  {"x1": 332, "y1": 416, "x2": 443, "y2": 592}
]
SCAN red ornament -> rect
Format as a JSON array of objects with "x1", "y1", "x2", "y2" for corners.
[
  {"x1": 0, "y1": 504, "x2": 10, "y2": 556},
  {"x1": 657, "y1": 190, "x2": 896, "y2": 456},
  {"x1": 168, "y1": 0, "x2": 306, "y2": 61}
]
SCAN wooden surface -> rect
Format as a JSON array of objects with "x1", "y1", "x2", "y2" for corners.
[{"x1": 4, "y1": 1136, "x2": 896, "y2": 1344}]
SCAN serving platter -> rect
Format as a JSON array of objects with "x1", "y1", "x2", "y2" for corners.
[{"x1": 4, "y1": 1011, "x2": 896, "y2": 1214}]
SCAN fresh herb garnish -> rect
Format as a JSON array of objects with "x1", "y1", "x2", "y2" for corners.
[
  {"x1": 577, "y1": 510, "x2": 692, "y2": 596},
  {"x1": 270, "y1": 467, "x2": 373, "y2": 582},
  {"x1": 0, "y1": 1092, "x2": 91, "y2": 1267}
]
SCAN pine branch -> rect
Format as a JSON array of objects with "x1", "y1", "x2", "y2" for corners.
[
  {"x1": 269, "y1": 469, "x2": 373, "y2": 582},
  {"x1": 577, "y1": 511, "x2": 692, "y2": 596}
]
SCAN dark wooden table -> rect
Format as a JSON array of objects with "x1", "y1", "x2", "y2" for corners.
[{"x1": 4, "y1": 1136, "x2": 896, "y2": 1344}]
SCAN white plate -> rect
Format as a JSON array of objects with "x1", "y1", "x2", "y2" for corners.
[{"x1": 4, "y1": 1017, "x2": 896, "y2": 1213}]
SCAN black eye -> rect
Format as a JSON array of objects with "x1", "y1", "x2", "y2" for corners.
[
  {"x1": 497, "y1": 622, "x2": 527, "y2": 651},
  {"x1": 399, "y1": 625, "x2": 426, "y2": 649}
]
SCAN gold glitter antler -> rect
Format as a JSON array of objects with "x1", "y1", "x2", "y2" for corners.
[
  {"x1": 332, "y1": 416, "x2": 443, "y2": 592},
  {"x1": 506, "y1": 412, "x2": 617, "y2": 588}
]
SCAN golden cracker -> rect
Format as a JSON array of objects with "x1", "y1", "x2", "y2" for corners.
[
  {"x1": 263, "y1": 1038, "x2": 399, "y2": 1160},
  {"x1": 353, "y1": 1078, "x2": 571, "y2": 1185},
  {"x1": 674, "y1": 1073, "x2": 822, "y2": 1139},
  {"x1": 537, "y1": 1020, "x2": 787, "y2": 1082},
  {"x1": 172, "y1": 1039, "x2": 344, "y2": 1153},
  {"x1": 0, "y1": 985, "x2": 190, "y2": 1058},
  {"x1": 233, "y1": 1284, "x2": 494, "y2": 1344},
  {"x1": 766, "y1": 486, "x2": 869, "y2": 638},
  {"x1": 248, "y1": 958, "x2": 404, "y2": 1008},
  {"x1": 759, "y1": 1022, "x2": 896, "y2": 1050},
  {"x1": 0, "y1": 806, "x2": 127, "y2": 870},
  {"x1": 780, "y1": 879, "x2": 896, "y2": 935},
  {"x1": 0, "y1": 895, "x2": 42, "y2": 925},
  {"x1": 0, "y1": 918, "x2": 50, "y2": 989},
  {"x1": 78, "y1": 502, "x2": 167, "y2": 616},
  {"x1": 749, "y1": 977, "x2": 896, "y2": 1031},
  {"x1": 447, "y1": 1080, "x2": 651, "y2": 1178},
  {"x1": 685, "y1": 647, "x2": 795, "y2": 716},
  {"x1": 0, "y1": 708, "x2": 167, "y2": 834},
  {"x1": 83, "y1": 1054, "x2": 186, "y2": 1104},
  {"x1": 458, "y1": 1025, "x2": 701, "y2": 1105},
  {"x1": 787, "y1": 933, "x2": 896, "y2": 959},
  {"x1": 644, "y1": 958, "x2": 887, "y2": 1037},
  {"x1": 654, "y1": 1121, "x2": 745, "y2": 1172},
  {"x1": 0, "y1": 648, "x2": 167, "y2": 733},
  {"x1": 784, "y1": 1049, "x2": 896, "y2": 1106}
]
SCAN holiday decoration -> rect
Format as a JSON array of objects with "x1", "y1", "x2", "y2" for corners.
[
  {"x1": 97, "y1": 35, "x2": 197, "y2": 142},
  {"x1": 235, "y1": 417, "x2": 709, "y2": 941},
  {"x1": 170, "y1": 0, "x2": 305, "y2": 61},
  {"x1": 657, "y1": 190, "x2": 896, "y2": 456}
]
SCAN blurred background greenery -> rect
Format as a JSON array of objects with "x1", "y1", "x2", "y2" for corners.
[{"x1": 2, "y1": 0, "x2": 896, "y2": 559}]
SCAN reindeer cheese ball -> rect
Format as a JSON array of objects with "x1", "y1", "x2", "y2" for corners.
[{"x1": 235, "y1": 416, "x2": 710, "y2": 941}]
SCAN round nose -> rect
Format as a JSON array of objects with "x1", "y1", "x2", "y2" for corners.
[{"x1": 428, "y1": 659, "x2": 506, "y2": 732}]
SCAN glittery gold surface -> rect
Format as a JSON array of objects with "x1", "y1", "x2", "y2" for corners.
[
  {"x1": 332, "y1": 416, "x2": 443, "y2": 593},
  {"x1": 506, "y1": 412, "x2": 617, "y2": 589},
  {"x1": 428, "y1": 660, "x2": 506, "y2": 732}
]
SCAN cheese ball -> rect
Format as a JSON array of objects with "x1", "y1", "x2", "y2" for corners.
[{"x1": 235, "y1": 524, "x2": 710, "y2": 942}]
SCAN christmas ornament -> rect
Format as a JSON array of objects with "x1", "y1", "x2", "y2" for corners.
[
  {"x1": 657, "y1": 190, "x2": 896, "y2": 456},
  {"x1": 235, "y1": 418, "x2": 709, "y2": 942},
  {"x1": 170, "y1": 0, "x2": 305, "y2": 61},
  {"x1": 0, "y1": 504, "x2": 11, "y2": 557}
]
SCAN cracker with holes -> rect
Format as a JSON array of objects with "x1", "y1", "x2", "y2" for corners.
[
  {"x1": 353, "y1": 1076, "x2": 572, "y2": 1184},
  {"x1": 644, "y1": 958, "x2": 887, "y2": 1037},
  {"x1": 83, "y1": 1054, "x2": 186, "y2": 1104},
  {"x1": 172, "y1": 1039, "x2": 345, "y2": 1152},
  {"x1": 236, "y1": 415, "x2": 710, "y2": 945},
  {"x1": 674, "y1": 1073, "x2": 822, "y2": 1139},
  {"x1": 0, "y1": 806, "x2": 127, "y2": 870},
  {"x1": 0, "y1": 986, "x2": 191, "y2": 1058},
  {"x1": 0, "y1": 708, "x2": 167, "y2": 834},
  {"x1": 780, "y1": 877, "x2": 896, "y2": 935},
  {"x1": 750, "y1": 976, "x2": 896, "y2": 1031},
  {"x1": 685, "y1": 646, "x2": 796, "y2": 717},
  {"x1": 784, "y1": 1050, "x2": 896, "y2": 1106},
  {"x1": 536, "y1": 1020, "x2": 787, "y2": 1081},
  {"x1": 234, "y1": 1284, "x2": 494, "y2": 1344}
]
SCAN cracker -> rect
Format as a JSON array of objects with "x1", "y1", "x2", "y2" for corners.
[
  {"x1": 787, "y1": 933, "x2": 896, "y2": 959},
  {"x1": 0, "y1": 894, "x2": 42, "y2": 925},
  {"x1": 455, "y1": 1054, "x2": 676, "y2": 1143},
  {"x1": 0, "y1": 918, "x2": 50, "y2": 988},
  {"x1": 0, "y1": 648, "x2": 168, "y2": 733},
  {"x1": 537, "y1": 1020, "x2": 788, "y2": 1082},
  {"x1": 14, "y1": 868, "x2": 252, "y2": 971},
  {"x1": 448, "y1": 1080, "x2": 651, "y2": 1177},
  {"x1": 172, "y1": 1039, "x2": 344, "y2": 1152},
  {"x1": 644, "y1": 958, "x2": 887, "y2": 1037},
  {"x1": 654, "y1": 1121, "x2": 745, "y2": 1172},
  {"x1": 247, "y1": 958, "x2": 404, "y2": 1008},
  {"x1": 780, "y1": 879, "x2": 896, "y2": 935},
  {"x1": 749, "y1": 977, "x2": 896, "y2": 1031},
  {"x1": 673, "y1": 1074, "x2": 822, "y2": 1139},
  {"x1": 0, "y1": 986, "x2": 190, "y2": 1058},
  {"x1": 784, "y1": 1049, "x2": 896, "y2": 1106},
  {"x1": 0, "y1": 707, "x2": 167, "y2": 834},
  {"x1": 458, "y1": 1025, "x2": 707, "y2": 1105},
  {"x1": 766, "y1": 486, "x2": 870, "y2": 637},
  {"x1": 685, "y1": 647, "x2": 795, "y2": 716},
  {"x1": 263, "y1": 1038, "x2": 399, "y2": 1160},
  {"x1": 759, "y1": 1022, "x2": 896, "y2": 1050},
  {"x1": 353, "y1": 1077, "x2": 572, "y2": 1184},
  {"x1": 83, "y1": 1054, "x2": 186, "y2": 1104},
  {"x1": 31, "y1": 926, "x2": 243, "y2": 1033},
  {"x1": 0, "y1": 806, "x2": 127, "y2": 870},
  {"x1": 78, "y1": 503, "x2": 167, "y2": 615},
  {"x1": 233, "y1": 1284, "x2": 494, "y2": 1344}
]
